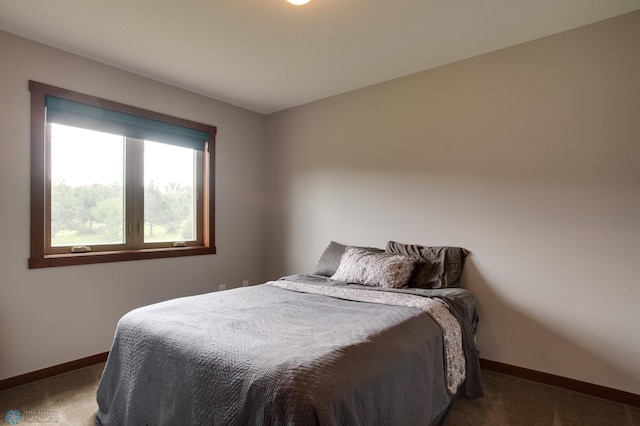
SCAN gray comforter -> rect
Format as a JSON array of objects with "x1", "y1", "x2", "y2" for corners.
[{"x1": 96, "y1": 274, "x2": 482, "y2": 425}]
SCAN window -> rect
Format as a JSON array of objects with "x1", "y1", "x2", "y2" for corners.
[{"x1": 29, "y1": 81, "x2": 217, "y2": 268}]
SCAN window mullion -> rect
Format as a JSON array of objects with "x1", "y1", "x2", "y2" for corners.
[{"x1": 125, "y1": 137, "x2": 144, "y2": 249}]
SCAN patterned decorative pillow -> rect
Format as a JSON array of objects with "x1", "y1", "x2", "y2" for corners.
[{"x1": 331, "y1": 247, "x2": 419, "y2": 289}]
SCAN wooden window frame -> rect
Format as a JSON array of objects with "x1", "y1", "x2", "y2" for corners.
[{"x1": 28, "y1": 81, "x2": 217, "y2": 268}]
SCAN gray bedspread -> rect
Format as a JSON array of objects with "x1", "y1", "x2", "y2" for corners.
[{"x1": 96, "y1": 274, "x2": 482, "y2": 425}]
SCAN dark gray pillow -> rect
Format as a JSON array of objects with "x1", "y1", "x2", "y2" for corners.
[
  {"x1": 312, "y1": 241, "x2": 383, "y2": 276},
  {"x1": 386, "y1": 241, "x2": 469, "y2": 289}
]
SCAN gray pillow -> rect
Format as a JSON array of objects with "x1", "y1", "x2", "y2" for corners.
[
  {"x1": 331, "y1": 247, "x2": 419, "y2": 289},
  {"x1": 386, "y1": 241, "x2": 469, "y2": 289},
  {"x1": 312, "y1": 241, "x2": 383, "y2": 276}
]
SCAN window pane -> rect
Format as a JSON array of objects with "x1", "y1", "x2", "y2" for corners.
[
  {"x1": 50, "y1": 123, "x2": 125, "y2": 247},
  {"x1": 144, "y1": 141, "x2": 197, "y2": 243}
]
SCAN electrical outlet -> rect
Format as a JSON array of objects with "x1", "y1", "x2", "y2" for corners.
[
  {"x1": 242, "y1": 280, "x2": 249, "y2": 287},
  {"x1": 219, "y1": 283, "x2": 226, "y2": 291}
]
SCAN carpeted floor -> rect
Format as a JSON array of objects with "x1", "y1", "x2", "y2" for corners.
[
  {"x1": 448, "y1": 370, "x2": 640, "y2": 425},
  {"x1": 0, "y1": 363, "x2": 638, "y2": 425},
  {"x1": 0, "y1": 363, "x2": 103, "y2": 426}
]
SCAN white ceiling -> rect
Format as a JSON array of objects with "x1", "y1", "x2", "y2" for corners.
[{"x1": 1, "y1": 0, "x2": 639, "y2": 114}]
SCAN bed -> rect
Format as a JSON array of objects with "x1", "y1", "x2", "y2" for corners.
[{"x1": 96, "y1": 242, "x2": 483, "y2": 425}]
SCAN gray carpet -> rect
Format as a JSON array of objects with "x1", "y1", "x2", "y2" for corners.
[{"x1": 0, "y1": 363, "x2": 638, "y2": 425}]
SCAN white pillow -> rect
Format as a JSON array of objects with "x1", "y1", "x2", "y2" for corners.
[{"x1": 331, "y1": 247, "x2": 419, "y2": 289}]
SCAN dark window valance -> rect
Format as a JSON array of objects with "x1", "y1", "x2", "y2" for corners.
[{"x1": 46, "y1": 95, "x2": 209, "y2": 151}]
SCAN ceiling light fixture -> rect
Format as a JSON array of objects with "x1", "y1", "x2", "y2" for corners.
[{"x1": 287, "y1": 0, "x2": 310, "y2": 5}]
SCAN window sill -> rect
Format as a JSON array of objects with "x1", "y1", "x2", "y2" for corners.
[{"x1": 28, "y1": 246, "x2": 217, "y2": 269}]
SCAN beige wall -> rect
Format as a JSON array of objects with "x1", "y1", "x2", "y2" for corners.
[
  {"x1": 0, "y1": 31, "x2": 268, "y2": 380},
  {"x1": 266, "y1": 11, "x2": 640, "y2": 394}
]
